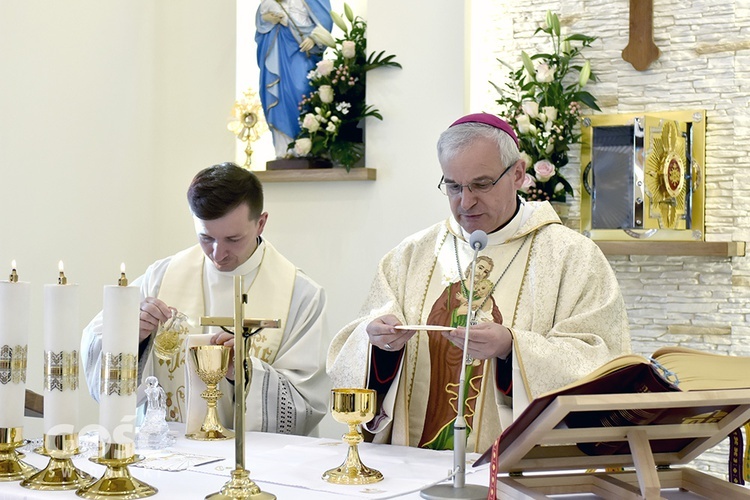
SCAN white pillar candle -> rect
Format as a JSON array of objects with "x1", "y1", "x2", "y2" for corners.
[
  {"x1": 99, "y1": 276, "x2": 139, "y2": 446},
  {"x1": 0, "y1": 275, "x2": 31, "y2": 430},
  {"x1": 43, "y1": 268, "x2": 80, "y2": 435}
]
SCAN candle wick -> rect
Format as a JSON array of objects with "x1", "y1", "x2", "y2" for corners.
[
  {"x1": 118, "y1": 273, "x2": 128, "y2": 287},
  {"x1": 9, "y1": 269, "x2": 18, "y2": 283},
  {"x1": 58, "y1": 272, "x2": 67, "y2": 285}
]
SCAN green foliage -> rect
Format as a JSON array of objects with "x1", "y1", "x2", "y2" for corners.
[{"x1": 493, "y1": 11, "x2": 598, "y2": 202}]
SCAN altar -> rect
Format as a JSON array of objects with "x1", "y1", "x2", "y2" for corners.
[{"x1": 0, "y1": 419, "x2": 490, "y2": 499}]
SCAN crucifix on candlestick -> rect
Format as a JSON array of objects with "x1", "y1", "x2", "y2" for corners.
[{"x1": 200, "y1": 275, "x2": 280, "y2": 500}]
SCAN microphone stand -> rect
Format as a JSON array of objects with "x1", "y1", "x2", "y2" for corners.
[{"x1": 421, "y1": 232, "x2": 489, "y2": 500}]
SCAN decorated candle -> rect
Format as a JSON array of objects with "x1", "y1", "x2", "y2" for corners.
[
  {"x1": 43, "y1": 261, "x2": 80, "y2": 435},
  {"x1": 99, "y1": 263, "x2": 139, "y2": 446},
  {"x1": 0, "y1": 261, "x2": 31, "y2": 429}
]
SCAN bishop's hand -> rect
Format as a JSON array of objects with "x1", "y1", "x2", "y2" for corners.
[
  {"x1": 366, "y1": 314, "x2": 415, "y2": 352},
  {"x1": 442, "y1": 321, "x2": 513, "y2": 360}
]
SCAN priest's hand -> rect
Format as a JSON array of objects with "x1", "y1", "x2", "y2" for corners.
[
  {"x1": 211, "y1": 332, "x2": 236, "y2": 381},
  {"x1": 442, "y1": 322, "x2": 512, "y2": 360},
  {"x1": 366, "y1": 314, "x2": 415, "y2": 352},
  {"x1": 139, "y1": 297, "x2": 172, "y2": 342}
]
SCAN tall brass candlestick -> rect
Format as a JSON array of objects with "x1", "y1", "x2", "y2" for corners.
[{"x1": 202, "y1": 276, "x2": 276, "y2": 500}]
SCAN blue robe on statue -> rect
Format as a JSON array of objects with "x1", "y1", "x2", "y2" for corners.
[{"x1": 256, "y1": 0, "x2": 332, "y2": 157}]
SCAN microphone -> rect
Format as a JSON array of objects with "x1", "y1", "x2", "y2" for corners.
[
  {"x1": 421, "y1": 230, "x2": 489, "y2": 499},
  {"x1": 469, "y1": 230, "x2": 487, "y2": 251}
]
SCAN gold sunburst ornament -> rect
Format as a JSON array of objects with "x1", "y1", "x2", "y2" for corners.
[
  {"x1": 228, "y1": 87, "x2": 268, "y2": 168},
  {"x1": 644, "y1": 120, "x2": 688, "y2": 228}
]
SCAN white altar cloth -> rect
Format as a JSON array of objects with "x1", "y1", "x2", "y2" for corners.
[{"x1": 0, "y1": 421, "x2": 490, "y2": 499}]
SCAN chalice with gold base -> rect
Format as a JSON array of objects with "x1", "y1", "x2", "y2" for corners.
[
  {"x1": 322, "y1": 388, "x2": 383, "y2": 485},
  {"x1": 186, "y1": 345, "x2": 234, "y2": 441}
]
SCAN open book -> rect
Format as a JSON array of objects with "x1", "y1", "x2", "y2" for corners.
[
  {"x1": 476, "y1": 346, "x2": 750, "y2": 464},
  {"x1": 559, "y1": 345, "x2": 750, "y2": 393}
]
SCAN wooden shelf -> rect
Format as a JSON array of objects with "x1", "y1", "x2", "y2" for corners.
[
  {"x1": 595, "y1": 241, "x2": 746, "y2": 257},
  {"x1": 253, "y1": 167, "x2": 376, "y2": 183}
]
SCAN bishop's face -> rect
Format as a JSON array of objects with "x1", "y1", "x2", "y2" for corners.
[
  {"x1": 441, "y1": 136, "x2": 525, "y2": 234},
  {"x1": 193, "y1": 203, "x2": 268, "y2": 272}
]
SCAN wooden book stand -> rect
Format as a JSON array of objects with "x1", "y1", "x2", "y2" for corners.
[{"x1": 489, "y1": 389, "x2": 750, "y2": 499}]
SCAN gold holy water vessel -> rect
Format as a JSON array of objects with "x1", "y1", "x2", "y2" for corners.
[
  {"x1": 186, "y1": 345, "x2": 234, "y2": 441},
  {"x1": 153, "y1": 310, "x2": 189, "y2": 361},
  {"x1": 322, "y1": 388, "x2": 383, "y2": 485}
]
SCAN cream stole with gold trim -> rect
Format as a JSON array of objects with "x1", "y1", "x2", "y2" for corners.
[
  {"x1": 154, "y1": 243, "x2": 296, "y2": 426},
  {"x1": 402, "y1": 227, "x2": 532, "y2": 453}
]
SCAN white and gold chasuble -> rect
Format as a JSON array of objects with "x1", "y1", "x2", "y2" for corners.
[
  {"x1": 327, "y1": 201, "x2": 631, "y2": 452},
  {"x1": 394, "y1": 218, "x2": 531, "y2": 451},
  {"x1": 153, "y1": 242, "x2": 295, "y2": 425}
]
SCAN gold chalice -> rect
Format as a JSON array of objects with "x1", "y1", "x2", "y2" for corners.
[
  {"x1": 322, "y1": 388, "x2": 383, "y2": 485},
  {"x1": 186, "y1": 345, "x2": 234, "y2": 441}
]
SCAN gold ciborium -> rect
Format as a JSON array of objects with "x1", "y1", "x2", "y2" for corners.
[
  {"x1": 322, "y1": 388, "x2": 383, "y2": 485},
  {"x1": 186, "y1": 345, "x2": 234, "y2": 441}
]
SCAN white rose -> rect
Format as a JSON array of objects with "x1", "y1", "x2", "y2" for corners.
[
  {"x1": 554, "y1": 182, "x2": 565, "y2": 193},
  {"x1": 319, "y1": 85, "x2": 334, "y2": 103},
  {"x1": 326, "y1": 121, "x2": 337, "y2": 133},
  {"x1": 294, "y1": 138, "x2": 312, "y2": 156},
  {"x1": 316, "y1": 59, "x2": 334, "y2": 77},
  {"x1": 342, "y1": 40, "x2": 356, "y2": 59},
  {"x1": 535, "y1": 62, "x2": 554, "y2": 83},
  {"x1": 542, "y1": 106, "x2": 558, "y2": 122},
  {"x1": 302, "y1": 113, "x2": 320, "y2": 133},
  {"x1": 521, "y1": 101, "x2": 539, "y2": 118},
  {"x1": 516, "y1": 114, "x2": 532, "y2": 134}
]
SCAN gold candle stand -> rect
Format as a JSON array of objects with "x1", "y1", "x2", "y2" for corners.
[
  {"x1": 76, "y1": 441, "x2": 157, "y2": 499},
  {"x1": 322, "y1": 388, "x2": 383, "y2": 485},
  {"x1": 201, "y1": 276, "x2": 279, "y2": 500},
  {"x1": 0, "y1": 427, "x2": 38, "y2": 481},
  {"x1": 21, "y1": 433, "x2": 94, "y2": 490}
]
